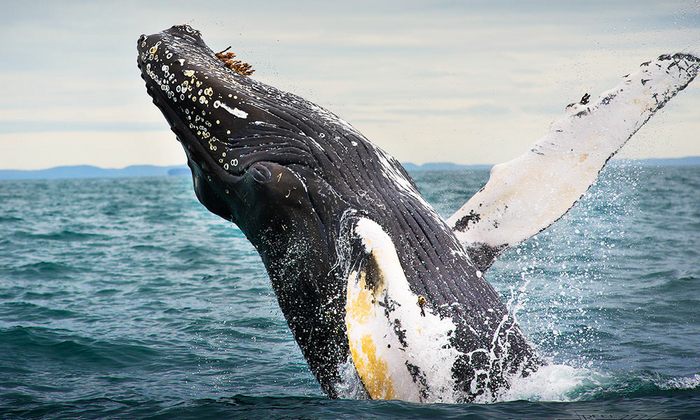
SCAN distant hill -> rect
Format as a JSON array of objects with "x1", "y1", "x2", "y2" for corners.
[
  {"x1": 0, "y1": 157, "x2": 697, "y2": 180},
  {"x1": 630, "y1": 156, "x2": 700, "y2": 167},
  {"x1": 0, "y1": 165, "x2": 186, "y2": 180},
  {"x1": 166, "y1": 167, "x2": 191, "y2": 177},
  {"x1": 402, "y1": 162, "x2": 492, "y2": 171},
  {"x1": 403, "y1": 157, "x2": 700, "y2": 171}
]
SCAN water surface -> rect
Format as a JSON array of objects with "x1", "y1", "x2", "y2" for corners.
[{"x1": 0, "y1": 165, "x2": 698, "y2": 418}]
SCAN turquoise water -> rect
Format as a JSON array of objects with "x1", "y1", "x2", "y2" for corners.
[{"x1": 0, "y1": 165, "x2": 698, "y2": 418}]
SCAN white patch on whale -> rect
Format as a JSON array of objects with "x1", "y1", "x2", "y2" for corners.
[
  {"x1": 219, "y1": 102, "x2": 248, "y2": 119},
  {"x1": 345, "y1": 218, "x2": 462, "y2": 403},
  {"x1": 447, "y1": 53, "x2": 700, "y2": 254}
]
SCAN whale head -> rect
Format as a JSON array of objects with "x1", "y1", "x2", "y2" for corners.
[
  {"x1": 138, "y1": 26, "x2": 300, "y2": 229},
  {"x1": 137, "y1": 25, "x2": 385, "y2": 242}
]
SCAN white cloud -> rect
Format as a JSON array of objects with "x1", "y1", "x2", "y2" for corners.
[{"x1": 1, "y1": 0, "x2": 699, "y2": 169}]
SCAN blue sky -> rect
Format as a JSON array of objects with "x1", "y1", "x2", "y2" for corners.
[{"x1": 1, "y1": 0, "x2": 698, "y2": 169}]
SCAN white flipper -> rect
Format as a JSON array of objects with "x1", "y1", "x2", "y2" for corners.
[
  {"x1": 447, "y1": 52, "x2": 699, "y2": 271},
  {"x1": 344, "y1": 218, "x2": 463, "y2": 403}
]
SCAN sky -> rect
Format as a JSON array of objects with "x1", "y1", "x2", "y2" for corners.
[{"x1": 0, "y1": 0, "x2": 699, "y2": 170}]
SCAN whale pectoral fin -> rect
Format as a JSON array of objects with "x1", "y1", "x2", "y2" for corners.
[
  {"x1": 342, "y1": 217, "x2": 463, "y2": 402},
  {"x1": 448, "y1": 52, "x2": 700, "y2": 272}
]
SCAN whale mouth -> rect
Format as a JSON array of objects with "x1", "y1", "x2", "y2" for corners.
[
  {"x1": 144, "y1": 74, "x2": 251, "y2": 224},
  {"x1": 137, "y1": 54, "x2": 237, "y2": 185}
]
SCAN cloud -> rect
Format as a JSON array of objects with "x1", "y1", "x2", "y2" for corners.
[{"x1": 1, "y1": 0, "x2": 699, "y2": 169}]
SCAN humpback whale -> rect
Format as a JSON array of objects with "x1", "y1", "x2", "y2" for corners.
[{"x1": 137, "y1": 25, "x2": 699, "y2": 402}]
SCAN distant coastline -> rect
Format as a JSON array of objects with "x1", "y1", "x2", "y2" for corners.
[{"x1": 0, "y1": 157, "x2": 698, "y2": 181}]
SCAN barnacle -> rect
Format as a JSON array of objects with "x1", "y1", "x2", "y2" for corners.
[{"x1": 215, "y1": 46, "x2": 255, "y2": 76}]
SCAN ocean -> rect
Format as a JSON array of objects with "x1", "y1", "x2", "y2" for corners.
[{"x1": 0, "y1": 165, "x2": 698, "y2": 419}]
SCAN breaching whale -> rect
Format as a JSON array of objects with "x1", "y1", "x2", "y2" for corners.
[{"x1": 137, "y1": 25, "x2": 699, "y2": 402}]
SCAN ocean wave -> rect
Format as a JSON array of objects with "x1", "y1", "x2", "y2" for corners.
[
  {"x1": 10, "y1": 261, "x2": 77, "y2": 278},
  {"x1": 11, "y1": 230, "x2": 107, "y2": 242},
  {"x1": 497, "y1": 364, "x2": 700, "y2": 403},
  {"x1": 0, "y1": 326, "x2": 160, "y2": 369}
]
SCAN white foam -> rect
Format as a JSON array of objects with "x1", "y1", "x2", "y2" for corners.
[
  {"x1": 336, "y1": 356, "x2": 369, "y2": 399},
  {"x1": 496, "y1": 364, "x2": 597, "y2": 402},
  {"x1": 661, "y1": 374, "x2": 700, "y2": 390}
]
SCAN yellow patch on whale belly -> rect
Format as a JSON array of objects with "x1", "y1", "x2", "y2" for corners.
[
  {"x1": 350, "y1": 334, "x2": 396, "y2": 400},
  {"x1": 345, "y1": 269, "x2": 396, "y2": 400},
  {"x1": 345, "y1": 271, "x2": 373, "y2": 323}
]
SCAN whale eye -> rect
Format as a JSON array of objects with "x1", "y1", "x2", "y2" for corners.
[{"x1": 250, "y1": 163, "x2": 272, "y2": 183}]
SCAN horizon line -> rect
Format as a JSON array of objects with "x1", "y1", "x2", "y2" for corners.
[{"x1": 0, "y1": 155, "x2": 699, "y2": 173}]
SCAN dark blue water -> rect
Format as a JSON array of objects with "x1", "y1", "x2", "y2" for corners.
[{"x1": 0, "y1": 165, "x2": 698, "y2": 418}]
